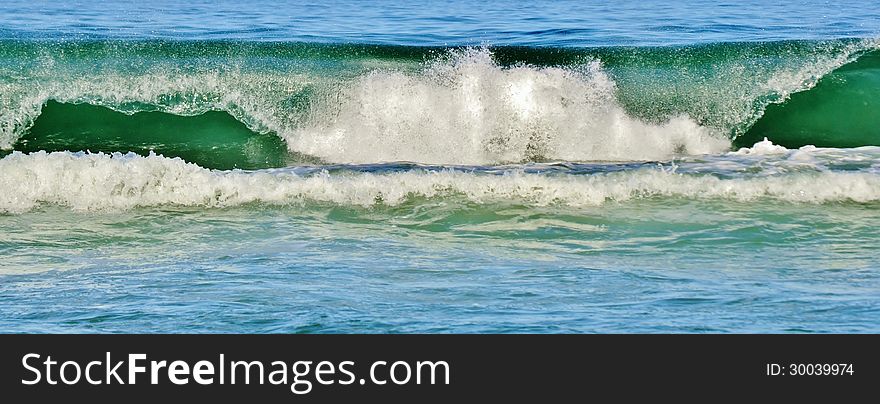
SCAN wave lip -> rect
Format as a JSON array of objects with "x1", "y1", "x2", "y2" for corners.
[{"x1": 2, "y1": 149, "x2": 879, "y2": 214}]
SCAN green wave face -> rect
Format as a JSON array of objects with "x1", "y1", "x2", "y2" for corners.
[
  {"x1": 14, "y1": 101, "x2": 294, "y2": 170},
  {"x1": 738, "y1": 49, "x2": 880, "y2": 148}
]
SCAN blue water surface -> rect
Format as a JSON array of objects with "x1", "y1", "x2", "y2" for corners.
[{"x1": 1, "y1": 0, "x2": 879, "y2": 45}]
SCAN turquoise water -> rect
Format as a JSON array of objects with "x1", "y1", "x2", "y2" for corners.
[{"x1": 1, "y1": 1, "x2": 879, "y2": 333}]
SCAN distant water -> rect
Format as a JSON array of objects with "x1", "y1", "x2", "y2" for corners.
[
  {"x1": 1, "y1": 1, "x2": 879, "y2": 333},
  {"x1": 1, "y1": 0, "x2": 879, "y2": 45}
]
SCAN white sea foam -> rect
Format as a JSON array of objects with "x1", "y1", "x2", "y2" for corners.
[
  {"x1": 728, "y1": 138, "x2": 880, "y2": 169},
  {"x1": 732, "y1": 137, "x2": 790, "y2": 155},
  {"x1": 285, "y1": 49, "x2": 730, "y2": 163},
  {"x1": 2, "y1": 150, "x2": 879, "y2": 213}
]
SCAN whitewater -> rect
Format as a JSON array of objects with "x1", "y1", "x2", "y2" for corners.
[{"x1": 1, "y1": 140, "x2": 879, "y2": 213}]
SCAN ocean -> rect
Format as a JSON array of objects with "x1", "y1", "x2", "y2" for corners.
[{"x1": 1, "y1": 0, "x2": 878, "y2": 333}]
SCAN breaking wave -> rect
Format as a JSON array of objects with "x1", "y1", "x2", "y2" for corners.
[{"x1": 1, "y1": 39, "x2": 877, "y2": 166}]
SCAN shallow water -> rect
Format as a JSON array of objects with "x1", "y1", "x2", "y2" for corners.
[{"x1": 3, "y1": 200, "x2": 878, "y2": 332}]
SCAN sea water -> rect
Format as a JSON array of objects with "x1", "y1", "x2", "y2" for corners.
[{"x1": 1, "y1": 0, "x2": 879, "y2": 332}]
